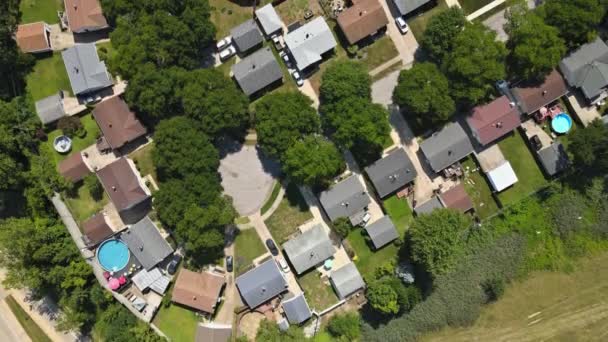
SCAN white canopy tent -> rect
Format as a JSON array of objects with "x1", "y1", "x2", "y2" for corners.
[{"x1": 487, "y1": 161, "x2": 518, "y2": 192}]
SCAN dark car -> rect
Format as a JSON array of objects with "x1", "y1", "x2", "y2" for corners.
[
  {"x1": 167, "y1": 254, "x2": 182, "y2": 275},
  {"x1": 265, "y1": 239, "x2": 279, "y2": 256},
  {"x1": 226, "y1": 255, "x2": 234, "y2": 272},
  {"x1": 530, "y1": 135, "x2": 542, "y2": 151}
]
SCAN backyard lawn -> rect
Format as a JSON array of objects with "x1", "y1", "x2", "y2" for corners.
[
  {"x1": 265, "y1": 183, "x2": 313, "y2": 244},
  {"x1": 383, "y1": 195, "x2": 414, "y2": 233},
  {"x1": 459, "y1": 0, "x2": 494, "y2": 15},
  {"x1": 298, "y1": 270, "x2": 339, "y2": 311},
  {"x1": 26, "y1": 52, "x2": 71, "y2": 101},
  {"x1": 153, "y1": 302, "x2": 199, "y2": 342},
  {"x1": 406, "y1": 0, "x2": 448, "y2": 41},
  {"x1": 5, "y1": 295, "x2": 52, "y2": 342},
  {"x1": 64, "y1": 183, "x2": 109, "y2": 225},
  {"x1": 129, "y1": 143, "x2": 157, "y2": 183},
  {"x1": 20, "y1": 0, "x2": 62, "y2": 24},
  {"x1": 209, "y1": 0, "x2": 270, "y2": 39},
  {"x1": 42, "y1": 113, "x2": 100, "y2": 166},
  {"x1": 347, "y1": 228, "x2": 400, "y2": 281},
  {"x1": 275, "y1": 0, "x2": 321, "y2": 25},
  {"x1": 234, "y1": 228, "x2": 267, "y2": 276},
  {"x1": 497, "y1": 133, "x2": 548, "y2": 206},
  {"x1": 461, "y1": 157, "x2": 500, "y2": 220}
]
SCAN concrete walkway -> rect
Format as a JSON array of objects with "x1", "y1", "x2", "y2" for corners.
[
  {"x1": 0, "y1": 291, "x2": 31, "y2": 342},
  {"x1": 467, "y1": 0, "x2": 505, "y2": 21},
  {"x1": 369, "y1": 56, "x2": 402, "y2": 77}
]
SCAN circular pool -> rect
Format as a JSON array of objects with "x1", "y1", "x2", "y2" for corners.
[
  {"x1": 551, "y1": 113, "x2": 573, "y2": 134},
  {"x1": 97, "y1": 239, "x2": 130, "y2": 272},
  {"x1": 53, "y1": 135, "x2": 72, "y2": 154}
]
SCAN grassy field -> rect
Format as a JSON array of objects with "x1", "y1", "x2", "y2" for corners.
[
  {"x1": 234, "y1": 228, "x2": 267, "y2": 276},
  {"x1": 129, "y1": 143, "x2": 157, "y2": 183},
  {"x1": 459, "y1": 0, "x2": 494, "y2": 15},
  {"x1": 153, "y1": 303, "x2": 199, "y2": 342},
  {"x1": 261, "y1": 181, "x2": 281, "y2": 216},
  {"x1": 26, "y1": 52, "x2": 71, "y2": 101},
  {"x1": 347, "y1": 228, "x2": 400, "y2": 281},
  {"x1": 5, "y1": 295, "x2": 52, "y2": 342},
  {"x1": 407, "y1": 0, "x2": 448, "y2": 41},
  {"x1": 461, "y1": 157, "x2": 500, "y2": 219},
  {"x1": 422, "y1": 252, "x2": 608, "y2": 341},
  {"x1": 20, "y1": 0, "x2": 62, "y2": 24},
  {"x1": 265, "y1": 183, "x2": 313, "y2": 244},
  {"x1": 298, "y1": 270, "x2": 340, "y2": 311},
  {"x1": 209, "y1": 0, "x2": 257, "y2": 39},
  {"x1": 64, "y1": 183, "x2": 109, "y2": 224},
  {"x1": 275, "y1": 0, "x2": 320, "y2": 25},
  {"x1": 359, "y1": 36, "x2": 399, "y2": 72},
  {"x1": 42, "y1": 113, "x2": 100, "y2": 166},
  {"x1": 383, "y1": 195, "x2": 414, "y2": 232},
  {"x1": 497, "y1": 133, "x2": 548, "y2": 206}
]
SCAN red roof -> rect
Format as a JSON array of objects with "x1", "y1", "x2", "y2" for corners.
[
  {"x1": 15, "y1": 22, "x2": 51, "y2": 53},
  {"x1": 96, "y1": 158, "x2": 148, "y2": 212},
  {"x1": 467, "y1": 96, "x2": 521, "y2": 146},
  {"x1": 337, "y1": 0, "x2": 388, "y2": 45},
  {"x1": 82, "y1": 214, "x2": 113, "y2": 246},
  {"x1": 440, "y1": 184, "x2": 473, "y2": 213},
  {"x1": 64, "y1": 0, "x2": 108, "y2": 33},
  {"x1": 512, "y1": 70, "x2": 568, "y2": 114},
  {"x1": 58, "y1": 152, "x2": 90, "y2": 182},
  {"x1": 93, "y1": 96, "x2": 147, "y2": 150},
  {"x1": 171, "y1": 269, "x2": 225, "y2": 313}
]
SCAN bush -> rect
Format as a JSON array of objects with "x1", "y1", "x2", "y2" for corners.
[
  {"x1": 332, "y1": 217, "x2": 354, "y2": 239},
  {"x1": 482, "y1": 277, "x2": 505, "y2": 303},
  {"x1": 327, "y1": 312, "x2": 361, "y2": 340},
  {"x1": 84, "y1": 175, "x2": 104, "y2": 201},
  {"x1": 57, "y1": 116, "x2": 84, "y2": 138},
  {"x1": 367, "y1": 280, "x2": 400, "y2": 315}
]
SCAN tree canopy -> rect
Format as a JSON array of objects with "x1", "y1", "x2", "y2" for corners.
[
  {"x1": 0, "y1": 0, "x2": 34, "y2": 100},
  {"x1": 327, "y1": 312, "x2": 361, "y2": 340},
  {"x1": 421, "y1": 7, "x2": 467, "y2": 63},
  {"x1": 320, "y1": 61, "x2": 371, "y2": 106},
  {"x1": 282, "y1": 135, "x2": 345, "y2": 188},
  {"x1": 367, "y1": 280, "x2": 400, "y2": 315},
  {"x1": 255, "y1": 319, "x2": 305, "y2": 342},
  {"x1": 567, "y1": 119, "x2": 608, "y2": 175},
  {"x1": 540, "y1": 0, "x2": 604, "y2": 50}
]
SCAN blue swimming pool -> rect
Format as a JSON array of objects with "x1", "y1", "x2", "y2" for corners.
[
  {"x1": 551, "y1": 113, "x2": 573, "y2": 134},
  {"x1": 97, "y1": 239, "x2": 130, "y2": 272}
]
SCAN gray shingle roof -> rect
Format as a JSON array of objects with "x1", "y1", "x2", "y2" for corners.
[
  {"x1": 35, "y1": 92, "x2": 65, "y2": 124},
  {"x1": 236, "y1": 259, "x2": 287, "y2": 308},
  {"x1": 560, "y1": 38, "x2": 608, "y2": 101},
  {"x1": 330, "y1": 263, "x2": 365, "y2": 298},
  {"x1": 282, "y1": 224, "x2": 335, "y2": 274},
  {"x1": 391, "y1": 0, "x2": 431, "y2": 16},
  {"x1": 282, "y1": 293, "x2": 312, "y2": 324},
  {"x1": 537, "y1": 142, "x2": 569, "y2": 176},
  {"x1": 365, "y1": 216, "x2": 399, "y2": 249},
  {"x1": 121, "y1": 216, "x2": 174, "y2": 270},
  {"x1": 414, "y1": 196, "x2": 444, "y2": 216},
  {"x1": 231, "y1": 19, "x2": 263, "y2": 53},
  {"x1": 420, "y1": 122, "x2": 474, "y2": 172},
  {"x1": 255, "y1": 4, "x2": 283, "y2": 36},
  {"x1": 365, "y1": 148, "x2": 417, "y2": 198},
  {"x1": 62, "y1": 43, "x2": 112, "y2": 95},
  {"x1": 284, "y1": 17, "x2": 337, "y2": 70},
  {"x1": 195, "y1": 323, "x2": 232, "y2": 342},
  {"x1": 231, "y1": 47, "x2": 283, "y2": 96},
  {"x1": 319, "y1": 175, "x2": 371, "y2": 222}
]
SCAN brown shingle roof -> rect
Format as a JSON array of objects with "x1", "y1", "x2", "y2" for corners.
[
  {"x1": 58, "y1": 152, "x2": 91, "y2": 182},
  {"x1": 92, "y1": 96, "x2": 147, "y2": 150},
  {"x1": 439, "y1": 184, "x2": 473, "y2": 213},
  {"x1": 337, "y1": 0, "x2": 388, "y2": 45},
  {"x1": 96, "y1": 158, "x2": 149, "y2": 212},
  {"x1": 15, "y1": 22, "x2": 51, "y2": 53},
  {"x1": 467, "y1": 96, "x2": 521, "y2": 146},
  {"x1": 512, "y1": 70, "x2": 569, "y2": 114},
  {"x1": 82, "y1": 214, "x2": 113, "y2": 246},
  {"x1": 64, "y1": 0, "x2": 108, "y2": 33},
  {"x1": 172, "y1": 269, "x2": 225, "y2": 314}
]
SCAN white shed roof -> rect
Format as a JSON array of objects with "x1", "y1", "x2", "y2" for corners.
[
  {"x1": 255, "y1": 4, "x2": 283, "y2": 36},
  {"x1": 487, "y1": 161, "x2": 518, "y2": 192}
]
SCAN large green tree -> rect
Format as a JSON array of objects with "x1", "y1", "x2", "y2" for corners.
[
  {"x1": 320, "y1": 61, "x2": 371, "y2": 106},
  {"x1": 282, "y1": 135, "x2": 345, "y2": 188},
  {"x1": 256, "y1": 319, "x2": 306, "y2": 342},
  {"x1": 327, "y1": 312, "x2": 361, "y2": 340},
  {"x1": 0, "y1": 0, "x2": 34, "y2": 99},
  {"x1": 540, "y1": 0, "x2": 604, "y2": 49},
  {"x1": 421, "y1": 7, "x2": 467, "y2": 63},
  {"x1": 367, "y1": 280, "x2": 400, "y2": 315},
  {"x1": 567, "y1": 119, "x2": 608, "y2": 175}
]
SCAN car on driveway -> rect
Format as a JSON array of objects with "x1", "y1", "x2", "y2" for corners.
[
  {"x1": 167, "y1": 254, "x2": 182, "y2": 275},
  {"x1": 277, "y1": 258, "x2": 290, "y2": 273},
  {"x1": 395, "y1": 17, "x2": 409, "y2": 34},
  {"x1": 280, "y1": 51, "x2": 292, "y2": 68},
  {"x1": 219, "y1": 46, "x2": 237, "y2": 60},
  {"x1": 266, "y1": 239, "x2": 279, "y2": 256},
  {"x1": 272, "y1": 35, "x2": 284, "y2": 51},
  {"x1": 226, "y1": 255, "x2": 234, "y2": 272},
  {"x1": 216, "y1": 36, "x2": 232, "y2": 50},
  {"x1": 292, "y1": 70, "x2": 304, "y2": 87}
]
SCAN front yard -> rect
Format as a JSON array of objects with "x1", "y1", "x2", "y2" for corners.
[
  {"x1": 298, "y1": 270, "x2": 339, "y2": 311},
  {"x1": 64, "y1": 183, "x2": 108, "y2": 225},
  {"x1": 234, "y1": 228, "x2": 267, "y2": 276},
  {"x1": 42, "y1": 113, "x2": 100, "y2": 166},
  {"x1": 406, "y1": 0, "x2": 448, "y2": 41},
  {"x1": 264, "y1": 183, "x2": 313, "y2": 244},
  {"x1": 153, "y1": 302, "x2": 200, "y2": 342},
  {"x1": 26, "y1": 52, "x2": 71, "y2": 101},
  {"x1": 20, "y1": 0, "x2": 62, "y2": 24},
  {"x1": 461, "y1": 157, "x2": 500, "y2": 220}
]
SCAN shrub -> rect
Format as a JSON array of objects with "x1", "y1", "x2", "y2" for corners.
[
  {"x1": 84, "y1": 175, "x2": 104, "y2": 201},
  {"x1": 367, "y1": 280, "x2": 400, "y2": 315},
  {"x1": 327, "y1": 312, "x2": 361, "y2": 340},
  {"x1": 332, "y1": 217, "x2": 354, "y2": 239},
  {"x1": 57, "y1": 116, "x2": 84, "y2": 138},
  {"x1": 482, "y1": 277, "x2": 505, "y2": 303}
]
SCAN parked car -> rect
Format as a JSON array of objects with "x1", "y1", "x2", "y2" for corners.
[
  {"x1": 266, "y1": 239, "x2": 279, "y2": 256},
  {"x1": 219, "y1": 46, "x2": 237, "y2": 60},
  {"x1": 292, "y1": 70, "x2": 304, "y2": 87},
  {"x1": 167, "y1": 254, "x2": 182, "y2": 275},
  {"x1": 360, "y1": 212, "x2": 372, "y2": 227},
  {"x1": 530, "y1": 135, "x2": 542, "y2": 151},
  {"x1": 277, "y1": 258, "x2": 290, "y2": 273},
  {"x1": 216, "y1": 36, "x2": 232, "y2": 50},
  {"x1": 226, "y1": 255, "x2": 234, "y2": 272},
  {"x1": 395, "y1": 17, "x2": 409, "y2": 34},
  {"x1": 272, "y1": 35, "x2": 284, "y2": 51},
  {"x1": 280, "y1": 51, "x2": 292, "y2": 67}
]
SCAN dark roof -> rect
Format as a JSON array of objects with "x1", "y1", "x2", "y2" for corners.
[
  {"x1": 365, "y1": 148, "x2": 417, "y2": 198},
  {"x1": 420, "y1": 122, "x2": 474, "y2": 172},
  {"x1": 195, "y1": 323, "x2": 232, "y2": 342},
  {"x1": 15, "y1": 22, "x2": 51, "y2": 53},
  {"x1": 414, "y1": 196, "x2": 444, "y2": 216},
  {"x1": 330, "y1": 263, "x2": 365, "y2": 299},
  {"x1": 35, "y1": 93, "x2": 65, "y2": 125},
  {"x1": 231, "y1": 19, "x2": 263, "y2": 53},
  {"x1": 467, "y1": 96, "x2": 521, "y2": 146},
  {"x1": 92, "y1": 96, "x2": 147, "y2": 150},
  {"x1": 236, "y1": 259, "x2": 287, "y2": 308},
  {"x1": 337, "y1": 0, "x2": 388, "y2": 45},
  {"x1": 172, "y1": 269, "x2": 225, "y2": 314},
  {"x1": 364, "y1": 216, "x2": 399, "y2": 249},
  {"x1": 282, "y1": 224, "x2": 335, "y2": 274},
  {"x1": 120, "y1": 216, "x2": 174, "y2": 270},
  {"x1": 82, "y1": 214, "x2": 113, "y2": 246},
  {"x1": 512, "y1": 70, "x2": 569, "y2": 114},
  {"x1": 62, "y1": 43, "x2": 112, "y2": 95},
  {"x1": 391, "y1": 0, "x2": 431, "y2": 16},
  {"x1": 537, "y1": 142, "x2": 569, "y2": 176},
  {"x1": 560, "y1": 38, "x2": 608, "y2": 101},
  {"x1": 282, "y1": 293, "x2": 312, "y2": 324},
  {"x1": 318, "y1": 175, "x2": 371, "y2": 222},
  {"x1": 58, "y1": 152, "x2": 90, "y2": 182},
  {"x1": 96, "y1": 158, "x2": 149, "y2": 213},
  {"x1": 64, "y1": 0, "x2": 108, "y2": 33},
  {"x1": 439, "y1": 184, "x2": 473, "y2": 213},
  {"x1": 231, "y1": 48, "x2": 283, "y2": 96}
]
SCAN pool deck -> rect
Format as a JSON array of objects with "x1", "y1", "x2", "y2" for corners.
[
  {"x1": 566, "y1": 91, "x2": 601, "y2": 127},
  {"x1": 521, "y1": 119, "x2": 553, "y2": 149}
]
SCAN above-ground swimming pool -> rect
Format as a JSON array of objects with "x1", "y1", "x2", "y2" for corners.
[
  {"x1": 551, "y1": 113, "x2": 573, "y2": 134},
  {"x1": 97, "y1": 239, "x2": 130, "y2": 272}
]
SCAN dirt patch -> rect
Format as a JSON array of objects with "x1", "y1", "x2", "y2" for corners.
[{"x1": 239, "y1": 312, "x2": 265, "y2": 340}]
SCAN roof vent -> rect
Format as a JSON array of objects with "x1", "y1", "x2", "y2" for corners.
[
  {"x1": 252, "y1": 64, "x2": 256, "y2": 69},
  {"x1": 306, "y1": 33, "x2": 310, "y2": 39},
  {"x1": 542, "y1": 90, "x2": 547, "y2": 96},
  {"x1": 73, "y1": 67, "x2": 79, "y2": 74},
  {"x1": 109, "y1": 123, "x2": 112, "y2": 128},
  {"x1": 359, "y1": 11, "x2": 364, "y2": 16},
  {"x1": 192, "y1": 296, "x2": 197, "y2": 300},
  {"x1": 261, "y1": 287, "x2": 266, "y2": 293},
  {"x1": 341, "y1": 202, "x2": 349, "y2": 207},
  {"x1": 111, "y1": 186, "x2": 116, "y2": 191},
  {"x1": 509, "y1": 102, "x2": 515, "y2": 108},
  {"x1": 448, "y1": 150, "x2": 452, "y2": 156}
]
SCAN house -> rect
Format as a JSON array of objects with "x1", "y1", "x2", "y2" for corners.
[
  {"x1": 58, "y1": 152, "x2": 91, "y2": 182},
  {"x1": 364, "y1": 216, "x2": 399, "y2": 249},
  {"x1": 81, "y1": 214, "x2": 113, "y2": 247},
  {"x1": 486, "y1": 161, "x2": 518, "y2": 192},
  {"x1": 537, "y1": 142, "x2": 569, "y2": 177},
  {"x1": 231, "y1": 19, "x2": 264, "y2": 54},
  {"x1": 284, "y1": 17, "x2": 337, "y2": 71},
  {"x1": 365, "y1": 148, "x2": 417, "y2": 198},
  {"x1": 255, "y1": 4, "x2": 283, "y2": 37},
  {"x1": 15, "y1": 22, "x2": 52, "y2": 53},
  {"x1": 120, "y1": 216, "x2": 174, "y2": 270},
  {"x1": 282, "y1": 224, "x2": 335, "y2": 274},
  {"x1": 282, "y1": 293, "x2": 312, "y2": 324},
  {"x1": 330, "y1": 263, "x2": 365, "y2": 299},
  {"x1": 63, "y1": 0, "x2": 108, "y2": 33},
  {"x1": 391, "y1": 0, "x2": 432, "y2": 17},
  {"x1": 62, "y1": 43, "x2": 113, "y2": 96},
  {"x1": 92, "y1": 96, "x2": 147, "y2": 151},
  {"x1": 231, "y1": 47, "x2": 283, "y2": 97},
  {"x1": 96, "y1": 158, "x2": 151, "y2": 224},
  {"x1": 512, "y1": 70, "x2": 569, "y2": 115},
  {"x1": 195, "y1": 323, "x2": 232, "y2": 342},
  {"x1": 467, "y1": 96, "x2": 521, "y2": 146},
  {"x1": 318, "y1": 175, "x2": 371, "y2": 225},
  {"x1": 413, "y1": 196, "x2": 443, "y2": 216},
  {"x1": 35, "y1": 93, "x2": 66, "y2": 125},
  {"x1": 420, "y1": 122, "x2": 474, "y2": 173},
  {"x1": 235, "y1": 259, "x2": 287, "y2": 308},
  {"x1": 171, "y1": 269, "x2": 226, "y2": 314},
  {"x1": 337, "y1": 0, "x2": 388, "y2": 45},
  {"x1": 559, "y1": 38, "x2": 608, "y2": 105},
  {"x1": 439, "y1": 184, "x2": 473, "y2": 213}
]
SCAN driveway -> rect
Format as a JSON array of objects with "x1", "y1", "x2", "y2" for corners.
[
  {"x1": 378, "y1": 0, "x2": 419, "y2": 67},
  {"x1": 218, "y1": 139, "x2": 281, "y2": 216},
  {"x1": 482, "y1": 0, "x2": 538, "y2": 42}
]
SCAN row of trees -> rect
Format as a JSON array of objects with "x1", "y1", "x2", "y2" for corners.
[{"x1": 0, "y1": 0, "x2": 34, "y2": 100}]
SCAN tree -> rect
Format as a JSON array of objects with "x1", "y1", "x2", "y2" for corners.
[
  {"x1": 320, "y1": 61, "x2": 371, "y2": 106},
  {"x1": 57, "y1": 116, "x2": 85, "y2": 138},
  {"x1": 443, "y1": 24, "x2": 507, "y2": 106},
  {"x1": 385, "y1": 278, "x2": 422, "y2": 313},
  {"x1": 367, "y1": 280, "x2": 400, "y2": 315},
  {"x1": 255, "y1": 319, "x2": 306, "y2": 342},
  {"x1": 327, "y1": 312, "x2": 361, "y2": 340},
  {"x1": 567, "y1": 119, "x2": 608, "y2": 175},
  {"x1": 255, "y1": 92, "x2": 320, "y2": 159},
  {"x1": 421, "y1": 7, "x2": 467, "y2": 63},
  {"x1": 408, "y1": 209, "x2": 471, "y2": 277},
  {"x1": 84, "y1": 175, "x2": 104, "y2": 201},
  {"x1": 393, "y1": 62, "x2": 455, "y2": 131},
  {"x1": 331, "y1": 217, "x2": 354, "y2": 239},
  {"x1": 540, "y1": 0, "x2": 604, "y2": 49},
  {"x1": 282, "y1": 135, "x2": 345, "y2": 188}
]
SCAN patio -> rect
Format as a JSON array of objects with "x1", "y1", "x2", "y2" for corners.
[
  {"x1": 475, "y1": 144, "x2": 506, "y2": 173},
  {"x1": 566, "y1": 91, "x2": 601, "y2": 127},
  {"x1": 521, "y1": 119, "x2": 553, "y2": 150}
]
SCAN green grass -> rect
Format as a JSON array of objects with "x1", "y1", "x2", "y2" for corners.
[
  {"x1": 347, "y1": 228, "x2": 400, "y2": 281},
  {"x1": 383, "y1": 195, "x2": 414, "y2": 233},
  {"x1": 209, "y1": 0, "x2": 255, "y2": 39},
  {"x1": 64, "y1": 183, "x2": 109, "y2": 224},
  {"x1": 297, "y1": 270, "x2": 339, "y2": 311},
  {"x1": 153, "y1": 302, "x2": 199, "y2": 342},
  {"x1": 371, "y1": 60, "x2": 403, "y2": 82},
  {"x1": 234, "y1": 228, "x2": 267, "y2": 276},
  {"x1": 461, "y1": 157, "x2": 500, "y2": 219},
  {"x1": 215, "y1": 56, "x2": 236, "y2": 77},
  {"x1": 265, "y1": 183, "x2": 313, "y2": 244},
  {"x1": 19, "y1": 0, "x2": 62, "y2": 24},
  {"x1": 359, "y1": 36, "x2": 399, "y2": 72},
  {"x1": 275, "y1": 0, "x2": 315, "y2": 25},
  {"x1": 235, "y1": 216, "x2": 251, "y2": 225},
  {"x1": 459, "y1": 0, "x2": 494, "y2": 15},
  {"x1": 407, "y1": 0, "x2": 448, "y2": 41},
  {"x1": 129, "y1": 143, "x2": 157, "y2": 183},
  {"x1": 261, "y1": 181, "x2": 282, "y2": 216},
  {"x1": 26, "y1": 52, "x2": 72, "y2": 101},
  {"x1": 497, "y1": 133, "x2": 549, "y2": 206},
  {"x1": 5, "y1": 295, "x2": 52, "y2": 342},
  {"x1": 42, "y1": 113, "x2": 101, "y2": 166}
]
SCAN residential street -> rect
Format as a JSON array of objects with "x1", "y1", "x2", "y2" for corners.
[{"x1": 482, "y1": 0, "x2": 538, "y2": 42}]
